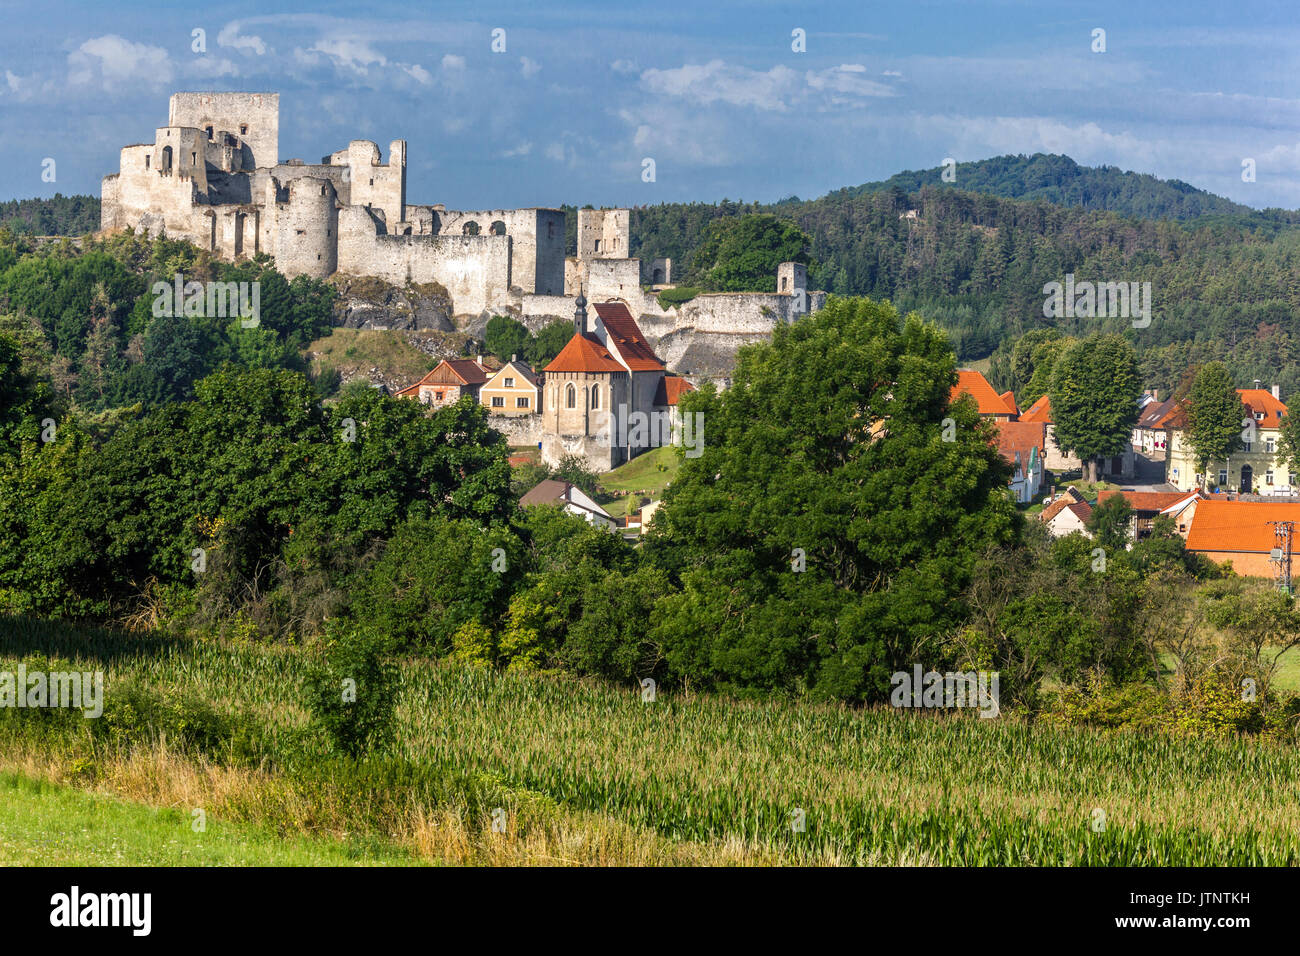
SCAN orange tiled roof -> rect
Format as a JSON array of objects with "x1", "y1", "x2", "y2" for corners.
[
  {"x1": 654, "y1": 374, "x2": 696, "y2": 406},
  {"x1": 1019, "y1": 394, "x2": 1053, "y2": 424},
  {"x1": 951, "y1": 370, "x2": 1016, "y2": 417},
  {"x1": 1239, "y1": 389, "x2": 1288, "y2": 428},
  {"x1": 1185, "y1": 500, "x2": 1300, "y2": 553},
  {"x1": 994, "y1": 420, "x2": 1045, "y2": 468},
  {"x1": 1097, "y1": 489, "x2": 1201, "y2": 513},
  {"x1": 999, "y1": 390, "x2": 1019, "y2": 417},
  {"x1": 593, "y1": 302, "x2": 664, "y2": 371},
  {"x1": 1161, "y1": 388, "x2": 1287, "y2": 431},
  {"x1": 544, "y1": 333, "x2": 625, "y2": 374},
  {"x1": 398, "y1": 359, "x2": 490, "y2": 393}
]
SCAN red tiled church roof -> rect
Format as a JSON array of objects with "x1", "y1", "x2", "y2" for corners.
[
  {"x1": 592, "y1": 302, "x2": 664, "y2": 371},
  {"x1": 544, "y1": 333, "x2": 625, "y2": 374}
]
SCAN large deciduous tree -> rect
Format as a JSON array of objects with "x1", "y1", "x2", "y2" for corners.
[
  {"x1": 1186, "y1": 361, "x2": 1242, "y2": 489},
  {"x1": 1048, "y1": 333, "x2": 1141, "y2": 482},
  {"x1": 644, "y1": 296, "x2": 1018, "y2": 703}
]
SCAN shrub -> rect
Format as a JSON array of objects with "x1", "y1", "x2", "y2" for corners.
[{"x1": 307, "y1": 622, "x2": 398, "y2": 757}]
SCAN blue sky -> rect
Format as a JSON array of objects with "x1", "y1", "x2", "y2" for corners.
[{"x1": 2, "y1": 0, "x2": 1299, "y2": 209}]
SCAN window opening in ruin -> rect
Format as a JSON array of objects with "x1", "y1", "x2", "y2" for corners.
[
  {"x1": 191, "y1": 152, "x2": 197, "y2": 166},
  {"x1": 463, "y1": 222, "x2": 480, "y2": 236},
  {"x1": 490, "y1": 220, "x2": 506, "y2": 236},
  {"x1": 145, "y1": 155, "x2": 150, "y2": 169},
  {"x1": 240, "y1": 124, "x2": 248, "y2": 136},
  {"x1": 205, "y1": 126, "x2": 213, "y2": 140},
  {"x1": 594, "y1": 239, "x2": 602, "y2": 253}
]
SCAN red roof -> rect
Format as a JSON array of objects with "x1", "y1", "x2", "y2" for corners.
[
  {"x1": 396, "y1": 358, "x2": 490, "y2": 395},
  {"x1": 1239, "y1": 389, "x2": 1288, "y2": 428},
  {"x1": 951, "y1": 370, "x2": 1016, "y2": 417},
  {"x1": 654, "y1": 374, "x2": 695, "y2": 406},
  {"x1": 994, "y1": 420, "x2": 1045, "y2": 469},
  {"x1": 1185, "y1": 500, "x2": 1300, "y2": 553},
  {"x1": 1019, "y1": 394, "x2": 1053, "y2": 424},
  {"x1": 592, "y1": 302, "x2": 664, "y2": 371},
  {"x1": 999, "y1": 391, "x2": 1019, "y2": 417},
  {"x1": 1159, "y1": 388, "x2": 1287, "y2": 431},
  {"x1": 544, "y1": 333, "x2": 625, "y2": 374},
  {"x1": 1097, "y1": 489, "x2": 1200, "y2": 513},
  {"x1": 1039, "y1": 487, "x2": 1085, "y2": 524}
]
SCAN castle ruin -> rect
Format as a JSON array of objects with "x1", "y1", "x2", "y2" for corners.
[{"x1": 101, "y1": 92, "x2": 826, "y2": 379}]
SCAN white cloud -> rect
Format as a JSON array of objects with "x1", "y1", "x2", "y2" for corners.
[
  {"x1": 306, "y1": 38, "x2": 388, "y2": 74},
  {"x1": 639, "y1": 59, "x2": 895, "y2": 112},
  {"x1": 611, "y1": 59, "x2": 639, "y2": 75},
  {"x1": 441, "y1": 54, "x2": 466, "y2": 71},
  {"x1": 405, "y1": 63, "x2": 432, "y2": 85},
  {"x1": 500, "y1": 141, "x2": 533, "y2": 158},
  {"x1": 520, "y1": 56, "x2": 541, "y2": 79},
  {"x1": 67, "y1": 35, "x2": 173, "y2": 88},
  {"x1": 217, "y1": 21, "x2": 268, "y2": 56}
]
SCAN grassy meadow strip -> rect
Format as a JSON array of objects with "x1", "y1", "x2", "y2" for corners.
[{"x1": 4, "y1": 615, "x2": 1300, "y2": 865}]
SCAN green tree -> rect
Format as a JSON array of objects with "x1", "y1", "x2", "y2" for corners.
[
  {"x1": 1048, "y1": 334, "x2": 1140, "y2": 482},
  {"x1": 484, "y1": 315, "x2": 532, "y2": 361},
  {"x1": 1186, "y1": 361, "x2": 1242, "y2": 489},
  {"x1": 645, "y1": 296, "x2": 1017, "y2": 702},
  {"x1": 1087, "y1": 494, "x2": 1134, "y2": 555},
  {"x1": 689, "y1": 214, "x2": 811, "y2": 292},
  {"x1": 526, "y1": 320, "x2": 572, "y2": 367}
]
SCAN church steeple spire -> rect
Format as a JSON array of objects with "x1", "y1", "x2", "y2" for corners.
[{"x1": 574, "y1": 288, "x2": 587, "y2": 336}]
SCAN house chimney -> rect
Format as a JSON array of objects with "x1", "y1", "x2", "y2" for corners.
[
  {"x1": 476, "y1": 354, "x2": 483, "y2": 365},
  {"x1": 1273, "y1": 384, "x2": 1281, "y2": 399},
  {"x1": 511, "y1": 353, "x2": 517, "y2": 363},
  {"x1": 1254, "y1": 379, "x2": 1262, "y2": 390}
]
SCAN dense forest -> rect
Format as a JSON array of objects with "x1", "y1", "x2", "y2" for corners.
[{"x1": 0, "y1": 195, "x2": 101, "y2": 236}]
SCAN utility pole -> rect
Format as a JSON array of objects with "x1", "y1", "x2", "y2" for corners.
[{"x1": 1268, "y1": 520, "x2": 1294, "y2": 593}]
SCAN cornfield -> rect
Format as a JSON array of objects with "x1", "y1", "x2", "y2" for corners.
[{"x1": 4, "y1": 615, "x2": 1300, "y2": 865}]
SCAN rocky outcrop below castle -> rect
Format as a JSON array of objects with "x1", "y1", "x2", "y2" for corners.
[{"x1": 329, "y1": 275, "x2": 455, "y2": 332}]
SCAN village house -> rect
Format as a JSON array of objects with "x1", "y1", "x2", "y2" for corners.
[
  {"x1": 518, "y1": 478, "x2": 618, "y2": 530},
  {"x1": 1165, "y1": 385, "x2": 1291, "y2": 493},
  {"x1": 1132, "y1": 389, "x2": 1174, "y2": 456},
  {"x1": 950, "y1": 370, "x2": 1045, "y2": 502},
  {"x1": 1183, "y1": 499, "x2": 1300, "y2": 576},
  {"x1": 395, "y1": 357, "x2": 492, "y2": 408},
  {"x1": 1039, "y1": 486, "x2": 1092, "y2": 537},
  {"x1": 479, "y1": 356, "x2": 542, "y2": 417},
  {"x1": 950, "y1": 370, "x2": 1017, "y2": 421}
]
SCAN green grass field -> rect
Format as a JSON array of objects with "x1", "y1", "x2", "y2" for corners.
[
  {"x1": 0, "y1": 772, "x2": 421, "y2": 866},
  {"x1": 598, "y1": 445, "x2": 681, "y2": 497},
  {"x1": 6, "y1": 615, "x2": 1300, "y2": 865}
]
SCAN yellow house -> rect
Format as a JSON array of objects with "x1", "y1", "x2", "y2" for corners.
[
  {"x1": 1167, "y1": 386, "x2": 1292, "y2": 493},
  {"x1": 480, "y1": 356, "x2": 541, "y2": 417}
]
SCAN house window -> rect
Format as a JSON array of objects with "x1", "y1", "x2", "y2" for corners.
[
  {"x1": 1243, "y1": 440, "x2": 1252, "y2": 452},
  {"x1": 516, "y1": 397, "x2": 529, "y2": 408},
  {"x1": 491, "y1": 396, "x2": 505, "y2": 407},
  {"x1": 566, "y1": 384, "x2": 576, "y2": 408},
  {"x1": 435, "y1": 391, "x2": 445, "y2": 401},
  {"x1": 1267, "y1": 470, "x2": 1275, "y2": 485},
  {"x1": 504, "y1": 377, "x2": 514, "y2": 387},
  {"x1": 1266, "y1": 437, "x2": 1277, "y2": 453},
  {"x1": 1218, "y1": 469, "x2": 1228, "y2": 486}
]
